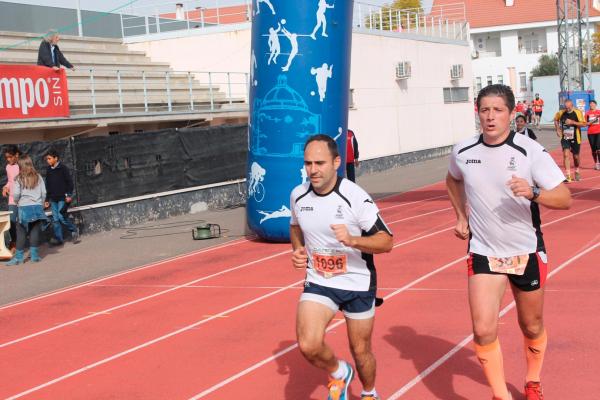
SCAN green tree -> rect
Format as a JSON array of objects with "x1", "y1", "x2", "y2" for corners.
[
  {"x1": 364, "y1": 0, "x2": 422, "y2": 31},
  {"x1": 530, "y1": 54, "x2": 559, "y2": 77}
]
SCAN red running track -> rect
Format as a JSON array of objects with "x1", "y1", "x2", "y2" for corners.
[{"x1": 0, "y1": 150, "x2": 598, "y2": 400}]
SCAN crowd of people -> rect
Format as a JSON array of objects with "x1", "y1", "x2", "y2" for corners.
[{"x1": 2, "y1": 146, "x2": 80, "y2": 266}]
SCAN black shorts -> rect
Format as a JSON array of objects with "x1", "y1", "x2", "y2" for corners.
[
  {"x1": 301, "y1": 281, "x2": 376, "y2": 319},
  {"x1": 467, "y1": 252, "x2": 548, "y2": 291},
  {"x1": 535, "y1": 111, "x2": 543, "y2": 117},
  {"x1": 561, "y1": 138, "x2": 581, "y2": 154},
  {"x1": 589, "y1": 134, "x2": 600, "y2": 152}
]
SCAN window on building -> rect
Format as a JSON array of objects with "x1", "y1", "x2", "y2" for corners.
[
  {"x1": 487, "y1": 76, "x2": 493, "y2": 86},
  {"x1": 475, "y1": 77, "x2": 482, "y2": 93},
  {"x1": 497, "y1": 75, "x2": 504, "y2": 85},
  {"x1": 519, "y1": 72, "x2": 527, "y2": 92},
  {"x1": 443, "y1": 87, "x2": 470, "y2": 103}
]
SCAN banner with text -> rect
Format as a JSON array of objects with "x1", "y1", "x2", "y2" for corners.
[{"x1": 0, "y1": 64, "x2": 70, "y2": 120}]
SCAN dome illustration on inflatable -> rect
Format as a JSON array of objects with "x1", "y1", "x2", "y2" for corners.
[{"x1": 251, "y1": 75, "x2": 321, "y2": 157}]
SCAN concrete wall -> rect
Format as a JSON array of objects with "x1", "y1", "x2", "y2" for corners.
[{"x1": 128, "y1": 26, "x2": 475, "y2": 162}]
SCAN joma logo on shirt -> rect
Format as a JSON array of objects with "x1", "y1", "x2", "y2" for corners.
[
  {"x1": 300, "y1": 206, "x2": 314, "y2": 212},
  {"x1": 466, "y1": 159, "x2": 481, "y2": 164}
]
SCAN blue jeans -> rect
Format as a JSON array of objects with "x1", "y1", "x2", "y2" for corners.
[{"x1": 50, "y1": 200, "x2": 76, "y2": 242}]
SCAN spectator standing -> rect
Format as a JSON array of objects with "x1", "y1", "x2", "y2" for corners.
[
  {"x1": 37, "y1": 29, "x2": 75, "y2": 71},
  {"x1": 6, "y1": 155, "x2": 47, "y2": 266},
  {"x1": 532, "y1": 94, "x2": 545, "y2": 127},
  {"x1": 346, "y1": 129, "x2": 359, "y2": 182},
  {"x1": 515, "y1": 115, "x2": 537, "y2": 140},
  {"x1": 44, "y1": 149, "x2": 79, "y2": 245},
  {"x1": 2, "y1": 145, "x2": 21, "y2": 252}
]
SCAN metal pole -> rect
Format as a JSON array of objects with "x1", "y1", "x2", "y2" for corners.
[
  {"x1": 142, "y1": 71, "x2": 148, "y2": 113},
  {"x1": 188, "y1": 72, "x2": 194, "y2": 111},
  {"x1": 216, "y1": 0, "x2": 220, "y2": 25},
  {"x1": 358, "y1": 4, "x2": 362, "y2": 28},
  {"x1": 227, "y1": 72, "x2": 233, "y2": 105},
  {"x1": 166, "y1": 71, "x2": 172, "y2": 112},
  {"x1": 155, "y1": 8, "x2": 161, "y2": 33},
  {"x1": 145, "y1": 16, "x2": 149, "y2": 35},
  {"x1": 90, "y1": 69, "x2": 96, "y2": 115},
  {"x1": 208, "y1": 72, "x2": 214, "y2": 111},
  {"x1": 120, "y1": 13, "x2": 126, "y2": 38},
  {"x1": 416, "y1": 13, "x2": 420, "y2": 33},
  {"x1": 201, "y1": 8, "x2": 205, "y2": 28},
  {"x1": 76, "y1": 0, "x2": 83, "y2": 37},
  {"x1": 379, "y1": 7, "x2": 383, "y2": 31},
  {"x1": 117, "y1": 70, "x2": 123, "y2": 114},
  {"x1": 369, "y1": 7, "x2": 373, "y2": 28},
  {"x1": 388, "y1": 7, "x2": 393, "y2": 31},
  {"x1": 406, "y1": 12, "x2": 410, "y2": 32}
]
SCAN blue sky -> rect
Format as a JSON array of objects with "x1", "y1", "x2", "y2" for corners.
[{"x1": 13, "y1": 0, "x2": 433, "y2": 14}]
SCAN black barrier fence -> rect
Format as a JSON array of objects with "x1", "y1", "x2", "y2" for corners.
[{"x1": 0, "y1": 124, "x2": 248, "y2": 208}]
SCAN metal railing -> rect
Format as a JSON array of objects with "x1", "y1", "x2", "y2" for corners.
[
  {"x1": 353, "y1": 1, "x2": 469, "y2": 41},
  {"x1": 120, "y1": 0, "x2": 252, "y2": 37},
  {"x1": 68, "y1": 68, "x2": 249, "y2": 118},
  {"x1": 118, "y1": 1, "x2": 468, "y2": 42}
]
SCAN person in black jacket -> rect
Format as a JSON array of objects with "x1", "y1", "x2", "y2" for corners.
[
  {"x1": 345, "y1": 129, "x2": 359, "y2": 182},
  {"x1": 37, "y1": 30, "x2": 75, "y2": 71},
  {"x1": 515, "y1": 114, "x2": 538, "y2": 140},
  {"x1": 44, "y1": 149, "x2": 79, "y2": 245}
]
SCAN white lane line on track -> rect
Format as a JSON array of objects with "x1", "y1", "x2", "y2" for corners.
[
  {"x1": 0, "y1": 250, "x2": 291, "y2": 349},
  {"x1": 0, "y1": 237, "x2": 251, "y2": 311},
  {"x1": 5, "y1": 279, "x2": 306, "y2": 400},
  {"x1": 385, "y1": 241, "x2": 600, "y2": 400},
  {"x1": 6, "y1": 198, "x2": 600, "y2": 399},
  {"x1": 0, "y1": 190, "x2": 447, "y2": 311},
  {"x1": 0, "y1": 204, "x2": 456, "y2": 348}
]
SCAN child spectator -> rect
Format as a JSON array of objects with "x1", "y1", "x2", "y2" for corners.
[
  {"x1": 2, "y1": 145, "x2": 21, "y2": 252},
  {"x1": 44, "y1": 149, "x2": 79, "y2": 245},
  {"x1": 6, "y1": 155, "x2": 47, "y2": 266}
]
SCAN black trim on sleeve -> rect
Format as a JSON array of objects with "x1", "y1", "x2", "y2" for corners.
[
  {"x1": 458, "y1": 135, "x2": 484, "y2": 154},
  {"x1": 365, "y1": 215, "x2": 393, "y2": 236}
]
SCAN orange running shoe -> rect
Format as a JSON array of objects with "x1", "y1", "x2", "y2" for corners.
[
  {"x1": 327, "y1": 364, "x2": 354, "y2": 400},
  {"x1": 525, "y1": 381, "x2": 543, "y2": 399}
]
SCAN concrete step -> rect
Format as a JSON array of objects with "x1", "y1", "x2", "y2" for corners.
[
  {"x1": 0, "y1": 30, "x2": 123, "y2": 43},
  {"x1": 1, "y1": 48, "x2": 152, "y2": 64},
  {"x1": 68, "y1": 82, "x2": 212, "y2": 92},
  {"x1": 0, "y1": 41, "x2": 144, "y2": 56},
  {"x1": 1, "y1": 56, "x2": 170, "y2": 70}
]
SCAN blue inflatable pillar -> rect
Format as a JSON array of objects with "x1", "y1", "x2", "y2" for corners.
[{"x1": 247, "y1": 0, "x2": 354, "y2": 242}]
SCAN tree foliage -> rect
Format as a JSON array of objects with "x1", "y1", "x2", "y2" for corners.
[
  {"x1": 364, "y1": 0, "x2": 422, "y2": 31},
  {"x1": 530, "y1": 54, "x2": 559, "y2": 77}
]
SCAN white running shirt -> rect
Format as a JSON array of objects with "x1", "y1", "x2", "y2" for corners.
[
  {"x1": 448, "y1": 132, "x2": 564, "y2": 258},
  {"x1": 290, "y1": 177, "x2": 392, "y2": 291}
]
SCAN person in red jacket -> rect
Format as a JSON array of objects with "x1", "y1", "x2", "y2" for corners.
[
  {"x1": 346, "y1": 129, "x2": 359, "y2": 182},
  {"x1": 585, "y1": 99, "x2": 600, "y2": 170}
]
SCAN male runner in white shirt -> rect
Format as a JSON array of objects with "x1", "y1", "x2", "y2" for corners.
[
  {"x1": 290, "y1": 134, "x2": 393, "y2": 400},
  {"x1": 447, "y1": 84, "x2": 571, "y2": 400}
]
